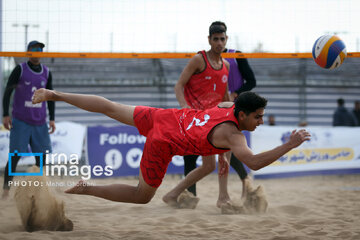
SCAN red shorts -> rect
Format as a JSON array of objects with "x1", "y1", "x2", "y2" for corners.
[{"x1": 133, "y1": 106, "x2": 173, "y2": 188}]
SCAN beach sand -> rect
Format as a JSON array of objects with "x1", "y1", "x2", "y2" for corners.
[{"x1": 1, "y1": 173, "x2": 359, "y2": 240}]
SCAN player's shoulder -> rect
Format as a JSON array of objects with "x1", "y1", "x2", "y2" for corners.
[
  {"x1": 213, "y1": 121, "x2": 241, "y2": 140},
  {"x1": 192, "y1": 52, "x2": 204, "y2": 61},
  {"x1": 188, "y1": 52, "x2": 205, "y2": 67}
]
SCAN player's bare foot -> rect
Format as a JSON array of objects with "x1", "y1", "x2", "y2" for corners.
[
  {"x1": 65, "y1": 180, "x2": 88, "y2": 195},
  {"x1": 220, "y1": 201, "x2": 245, "y2": 214},
  {"x1": 32, "y1": 88, "x2": 54, "y2": 104},
  {"x1": 216, "y1": 196, "x2": 231, "y2": 208},
  {"x1": 162, "y1": 192, "x2": 178, "y2": 207},
  {"x1": 163, "y1": 190, "x2": 200, "y2": 209}
]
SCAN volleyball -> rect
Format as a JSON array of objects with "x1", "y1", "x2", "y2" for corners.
[{"x1": 312, "y1": 35, "x2": 347, "y2": 69}]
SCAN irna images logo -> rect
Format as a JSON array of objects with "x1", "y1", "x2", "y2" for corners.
[
  {"x1": 8, "y1": 150, "x2": 113, "y2": 180},
  {"x1": 8, "y1": 150, "x2": 43, "y2": 176}
]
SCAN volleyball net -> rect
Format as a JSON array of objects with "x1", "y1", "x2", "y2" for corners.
[
  {"x1": 2, "y1": 0, "x2": 360, "y2": 55},
  {"x1": 1, "y1": 0, "x2": 359, "y2": 87}
]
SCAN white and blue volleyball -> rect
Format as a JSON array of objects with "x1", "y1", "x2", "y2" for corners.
[{"x1": 312, "y1": 35, "x2": 347, "y2": 69}]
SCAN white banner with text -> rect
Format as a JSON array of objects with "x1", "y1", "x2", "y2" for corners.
[
  {"x1": 0, "y1": 121, "x2": 86, "y2": 168},
  {"x1": 251, "y1": 126, "x2": 360, "y2": 178}
]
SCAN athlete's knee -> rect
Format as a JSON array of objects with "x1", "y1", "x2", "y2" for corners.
[
  {"x1": 205, "y1": 164, "x2": 216, "y2": 174},
  {"x1": 133, "y1": 183, "x2": 156, "y2": 204},
  {"x1": 201, "y1": 160, "x2": 216, "y2": 174}
]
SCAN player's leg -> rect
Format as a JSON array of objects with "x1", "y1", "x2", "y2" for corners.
[
  {"x1": 230, "y1": 153, "x2": 251, "y2": 198},
  {"x1": 163, "y1": 155, "x2": 216, "y2": 204},
  {"x1": 65, "y1": 138, "x2": 166, "y2": 204},
  {"x1": 183, "y1": 155, "x2": 199, "y2": 196},
  {"x1": 217, "y1": 151, "x2": 231, "y2": 207},
  {"x1": 32, "y1": 88, "x2": 136, "y2": 126},
  {"x1": 65, "y1": 170, "x2": 157, "y2": 204},
  {"x1": 2, "y1": 118, "x2": 31, "y2": 198},
  {"x1": 29, "y1": 122, "x2": 52, "y2": 168},
  {"x1": 2, "y1": 155, "x2": 20, "y2": 198}
]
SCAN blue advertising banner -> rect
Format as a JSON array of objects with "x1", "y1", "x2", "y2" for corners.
[
  {"x1": 87, "y1": 125, "x2": 145, "y2": 177},
  {"x1": 86, "y1": 125, "x2": 251, "y2": 178}
]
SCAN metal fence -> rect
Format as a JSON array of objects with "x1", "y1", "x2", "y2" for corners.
[{"x1": 4, "y1": 57, "x2": 360, "y2": 126}]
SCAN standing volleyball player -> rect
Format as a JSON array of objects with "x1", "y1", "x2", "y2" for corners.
[
  {"x1": 1, "y1": 41, "x2": 55, "y2": 199},
  {"x1": 171, "y1": 21, "x2": 231, "y2": 207}
]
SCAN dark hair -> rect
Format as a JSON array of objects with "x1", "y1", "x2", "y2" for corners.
[
  {"x1": 337, "y1": 98, "x2": 344, "y2": 106},
  {"x1": 209, "y1": 21, "x2": 227, "y2": 36},
  {"x1": 234, "y1": 92, "x2": 267, "y2": 117}
]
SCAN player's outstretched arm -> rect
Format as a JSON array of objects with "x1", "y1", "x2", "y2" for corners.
[
  {"x1": 230, "y1": 129, "x2": 311, "y2": 170},
  {"x1": 32, "y1": 88, "x2": 136, "y2": 126}
]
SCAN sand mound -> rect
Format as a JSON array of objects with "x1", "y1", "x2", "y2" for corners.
[
  {"x1": 177, "y1": 189, "x2": 200, "y2": 209},
  {"x1": 220, "y1": 181, "x2": 268, "y2": 215},
  {"x1": 14, "y1": 166, "x2": 73, "y2": 232},
  {"x1": 243, "y1": 184, "x2": 268, "y2": 214}
]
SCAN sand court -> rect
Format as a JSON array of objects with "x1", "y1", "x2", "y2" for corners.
[{"x1": 1, "y1": 173, "x2": 359, "y2": 239}]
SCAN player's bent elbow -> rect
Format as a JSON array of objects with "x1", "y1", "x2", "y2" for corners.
[
  {"x1": 241, "y1": 160, "x2": 262, "y2": 171},
  {"x1": 248, "y1": 164, "x2": 262, "y2": 171},
  {"x1": 232, "y1": 152, "x2": 261, "y2": 171}
]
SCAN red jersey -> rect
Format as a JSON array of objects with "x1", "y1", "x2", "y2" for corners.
[
  {"x1": 184, "y1": 51, "x2": 229, "y2": 110},
  {"x1": 176, "y1": 105, "x2": 239, "y2": 156},
  {"x1": 134, "y1": 105, "x2": 238, "y2": 187}
]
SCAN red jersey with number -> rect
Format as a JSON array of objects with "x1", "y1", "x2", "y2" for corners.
[
  {"x1": 133, "y1": 104, "x2": 238, "y2": 187},
  {"x1": 184, "y1": 51, "x2": 229, "y2": 110}
]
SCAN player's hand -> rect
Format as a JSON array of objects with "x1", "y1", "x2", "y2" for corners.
[
  {"x1": 2, "y1": 116, "x2": 12, "y2": 130},
  {"x1": 288, "y1": 129, "x2": 311, "y2": 148},
  {"x1": 49, "y1": 120, "x2": 56, "y2": 134},
  {"x1": 218, "y1": 153, "x2": 229, "y2": 177}
]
